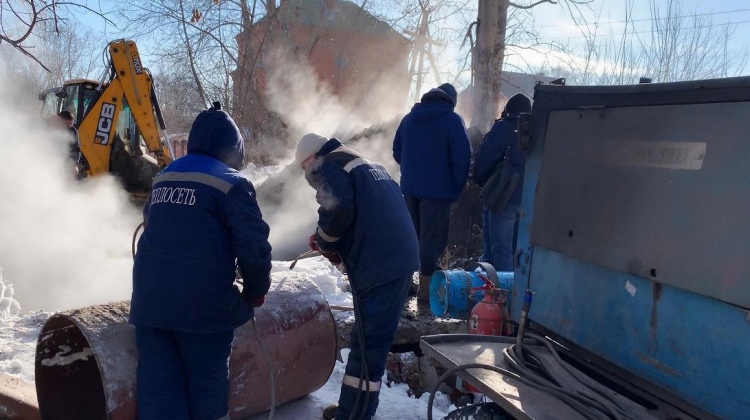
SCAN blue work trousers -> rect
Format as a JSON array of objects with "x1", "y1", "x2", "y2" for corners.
[
  {"x1": 135, "y1": 326, "x2": 234, "y2": 420},
  {"x1": 404, "y1": 195, "x2": 453, "y2": 276},
  {"x1": 336, "y1": 275, "x2": 411, "y2": 420},
  {"x1": 480, "y1": 205, "x2": 520, "y2": 272}
]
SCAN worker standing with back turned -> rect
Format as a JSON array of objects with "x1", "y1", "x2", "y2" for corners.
[
  {"x1": 474, "y1": 93, "x2": 532, "y2": 271},
  {"x1": 393, "y1": 83, "x2": 471, "y2": 301},
  {"x1": 295, "y1": 133, "x2": 419, "y2": 420},
  {"x1": 130, "y1": 103, "x2": 272, "y2": 420}
]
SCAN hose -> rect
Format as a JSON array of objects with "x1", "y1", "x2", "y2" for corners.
[
  {"x1": 425, "y1": 335, "x2": 645, "y2": 420},
  {"x1": 252, "y1": 316, "x2": 276, "y2": 420},
  {"x1": 348, "y1": 285, "x2": 370, "y2": 420},
  {"x1": 229, "y1": 274, "x2": 277, "y2": 420},
  {"x1": 288, "y1": 250, "x2": 320, "y2": 269},
  {"x1": 425, "y1": 286, "x2": 642, "y2": 420},
  {"x1": 131, "y1": 221, "x2": 144, "y2": 259},
  {"x1": 504, "y1": 334, "x2": 633, "y2": 419},
  {"x1": 131, "y1": 222, "x2": 276, "y2": 418},
  {"x1": 427, "y1": 360, "x2": 605, "y2": 420},
  {"x1": 500, "y1": 337, "x2": 627, "y2": 420},
  {"x1": 338, "y1": 250, "x2": 370, "y2": 420}
]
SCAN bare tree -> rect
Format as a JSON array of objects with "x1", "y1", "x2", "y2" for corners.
[
  {"x1": 0, "y1": 20, "x2": 104, "y2": 109},
  {"x1": 543, "y1": 0, "x2": 748, "y2": 86},
  {"x1": 152, "y1": 64, "x2": 207, "y2": 134},
  {"x1": 112, "y1": 1, "x2": 273, "y2": 110},
  {"x1": 470, "y1": 0, "x2": 509, "y2": 133},
  {"x1": 36, "y1": 24, "x2": 105, "y2": 85},
  {"x1": 109, "y1": 0, "x2": 296, "y2": 163},
  {"x1": 370, "y1": 0, "x2": 585, "y2": 130},
  {"x1": 369, "y1": 0, "x2": 477, "y2": 102},
  {"x1": 0, "y1": 1, "x2": 108, "y2": 72},
  {"x1": 112, "y1": 0, "x2": 581, "y2": 158},
  {"x1": 469, "y1": 0, "x2": 591, "y2": 132}
]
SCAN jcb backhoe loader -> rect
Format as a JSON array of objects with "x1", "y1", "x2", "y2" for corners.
[{"x1": 39, "y1": 39, "x2": 175, "y2": 203}]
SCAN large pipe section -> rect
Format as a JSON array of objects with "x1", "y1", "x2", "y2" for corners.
[{"x1": 34, "y1": 275, "x2": 337, "y2": 419}]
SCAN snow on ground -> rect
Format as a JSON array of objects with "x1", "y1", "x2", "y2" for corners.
[
  {"x1": 0, "y1": 261, "x2": 451, "y2": 419},
  {"x1": 0, "y1": 269, "x2": 49, "y2": 383},
  {"x1": 247, "y1": 347, "x2": 452, "y2": 420}
]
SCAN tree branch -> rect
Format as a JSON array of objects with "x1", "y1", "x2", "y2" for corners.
[
  {"x1": 0, "y1": 38, "x2": 51, "y2": 72},
  {"x1": 1, "y1": 1, "x2": 111, "y2": 72},
  {"x1": 509, "y1": 0, "x2": 556, "y2": 10}
]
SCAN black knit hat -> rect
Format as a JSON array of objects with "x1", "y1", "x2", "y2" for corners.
[
  {"x1": 504, "y1": 93, "x2": 531, "y2": 114},
  {"x1": 438, "y1": 83, "x2": 458, "y2": 106},
  {"x1": 187, "y1": 106, "x2": 245, "y2": 170}
]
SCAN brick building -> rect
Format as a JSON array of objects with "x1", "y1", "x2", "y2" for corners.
[{"x1": 233, "y1": 0, "x2": 410, "y2": 142}]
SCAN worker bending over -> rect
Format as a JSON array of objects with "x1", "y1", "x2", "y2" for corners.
[{"x1": 296, "y1": 133, "x2": 419, "y2": 420}]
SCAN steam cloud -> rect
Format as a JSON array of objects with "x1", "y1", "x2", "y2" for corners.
[
  {"x1": 0, "y1": 45, "x2": 415, "y2": 311},
  {"x1": 257, "y1": 47, "x2": 411, "y2": 258},
  {"x1": 0, "y1": 80, "x2": 140, "y2": 313}
]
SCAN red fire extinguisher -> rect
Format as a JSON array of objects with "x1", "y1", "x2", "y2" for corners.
[
  {"x1": 461, "y1": 274, "x2": 509, "y2": 394},
  {"x1": 467, "y1": 274, "x2": 507, "y2": 336}
]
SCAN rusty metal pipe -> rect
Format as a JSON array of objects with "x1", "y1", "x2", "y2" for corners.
[
  {"x1": 34, "y1": 275, "x2": 337, "y2": 419},
  {"x1": 0, "y1": 372, "x2": 40, "y2": 419}
]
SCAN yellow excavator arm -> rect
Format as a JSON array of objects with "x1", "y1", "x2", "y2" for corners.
[
  {"x1": 80, "y1": 40, "x2": 173, "y2": 177},
  {"x1": 38, "y1": 39, "x2": 176, "y2": 201}
]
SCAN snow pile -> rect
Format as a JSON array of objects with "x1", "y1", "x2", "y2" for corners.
[
  {"x1": 275, "y1": 258, "x2": 352, "y2": 308},
  {"x1": 0, "y1": 269, "x2": 51, "y2": 383},
  {"x1": 0, "y1": 268, "x2": 21, "y2": 319}
]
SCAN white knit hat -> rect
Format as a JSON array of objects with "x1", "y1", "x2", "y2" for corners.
[{"x1": 295, "y1": 133, "x2": 329, "y2": 165}]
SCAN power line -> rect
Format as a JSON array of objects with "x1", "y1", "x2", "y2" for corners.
[
  {"x1": 541, "y1": 18, "x2": 750, "y2": 41},
  {"x1": 537, "y1": 7, "x2": 750, "y2": 30}
]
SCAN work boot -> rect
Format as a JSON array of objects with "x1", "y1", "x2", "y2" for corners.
[
  {"x1": 417, "y1": 273, "x2": 432, "y2": 303},
  {"x1": 323, "y1": 404, "x2": 338, "y2": 420}
]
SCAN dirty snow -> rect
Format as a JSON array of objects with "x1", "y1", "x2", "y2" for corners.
[{"x1": 0, "y1": 263, "x2": 451, "y2": 419}]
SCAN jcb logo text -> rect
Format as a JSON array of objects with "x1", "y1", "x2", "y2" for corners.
[{"x1": 94, "y1": 102, "x2": 116, "y2": 145}]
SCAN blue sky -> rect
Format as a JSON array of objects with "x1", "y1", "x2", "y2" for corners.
[
  {"x1": 537, "y1": 0, "x2": 750, "y2": 36},
  {"x1": 72, "y1": 0, "x2": 750, "y2": 79},
  {"x1": 524, "y1": 0, "x2": 750, "y2": 75}
]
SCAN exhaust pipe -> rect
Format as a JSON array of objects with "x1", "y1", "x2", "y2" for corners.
[{"x1": 35, "y1": 275, "x2": 337, "y2": 419}]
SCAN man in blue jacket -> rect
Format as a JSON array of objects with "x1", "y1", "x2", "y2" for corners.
[
  {"x1": 473, "y1": 93, "x2": 531, "y2": 271},
  {"x1": 296, "y1": 133, "x2": 419, "y2": 420},
  {"x1": 393, "y1": 83, "x2": 471, "y2": 301},
  {"x1": 130, "y1": 103, "x2": 272, "y2": 420}
]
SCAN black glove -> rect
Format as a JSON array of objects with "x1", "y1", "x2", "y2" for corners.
[
  {"x1": 249, "y1": 295, "x2": 266, "y2": 307},
  {"x1": 234, "y1": 285, "x2": 250, "y2": 305}
]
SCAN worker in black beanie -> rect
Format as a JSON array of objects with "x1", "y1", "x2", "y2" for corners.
[{"x1": 473, "y1": 93, "x2": 531, "y2": 271}]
